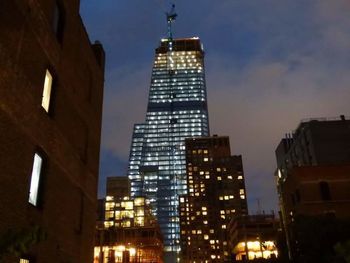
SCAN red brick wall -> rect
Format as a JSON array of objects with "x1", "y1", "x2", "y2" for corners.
[{"x1": 0, "y1": 0, "x2": 104, "y2": 262}]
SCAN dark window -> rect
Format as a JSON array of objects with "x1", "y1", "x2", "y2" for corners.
[
  {"x1": 53, "y1": 1, "x2": 65, "y2": 43},
  {"x1": 295, "y1": 189, "x2": 301, "y2": 203},
  {"x1": 290, "y1": 194, "x2": 296, "y2": 206},
  {"x1": 319, "y1": 181, "x2": 331, "y2": 201}
]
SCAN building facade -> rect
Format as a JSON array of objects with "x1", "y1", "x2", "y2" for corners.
[
  {"x1": 106, "y1": 176, "x2": 131, "y2": 199},
  {"x1": 275, "y1": 116, "x2": 350, "y2": 261},
  {"x1": 127, "y1": 38, "x2": 210, "y2": 259},
  {"x1": 228, "y1": 214, "x2": 279, "y2": 261},
  {"x1": 95, "y1": 196, "x2": 164, "y2": 263},
  {"x1": 0, "y1": 1, "x2": 104, "y2": 262},
  {"x1": 275, "y1": 115, "x2": 350, "y2": 180},
  {"x1": 179, "y1": 136, "x2": 248, "y2": 262}
]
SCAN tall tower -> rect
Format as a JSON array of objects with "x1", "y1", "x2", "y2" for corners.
[{"x1": 127, "y1": 17, "x2": 210, "y2": 260}]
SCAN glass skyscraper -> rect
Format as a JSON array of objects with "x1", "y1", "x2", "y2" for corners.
[{"x1": 127, "y1": 37, "x2": 209, "y2": 260}]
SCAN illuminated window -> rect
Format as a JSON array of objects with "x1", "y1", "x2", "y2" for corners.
[
  {"x1": 28, "y1": 153, "x2": 44, "y2": 206},
  {"x1": 41, "y1": 69, "x2": 53, "y2": 112},
  {"x1": 238, "y1": 175, "x2": 243, "y2": 180},
  {"x1": 204, "y1": 235, "x2": 209, "y2": 240},
  {"x1": 20, "y1": 259, "x2": 29, "y2": 263},
  {"x1": 222, "y1": 225, "x2": 226, "y2": 229},
  {"x1": 203, "y1": 157, "x2": 208, "y2": 162},
  {"x1": 217, "y1": 176, "x2": 222, "y2": 181}
]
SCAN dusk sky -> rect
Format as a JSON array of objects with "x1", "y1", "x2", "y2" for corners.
[{"x1": 80, "y1": 0, "x2": 350, "y2": 213}]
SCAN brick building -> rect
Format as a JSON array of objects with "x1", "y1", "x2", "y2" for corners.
[
  {"x1": 179, "y1": 136, "x2": 248, "y2": 262},
  {"x1": 275, "y1": 117, "x2": 350, "y2": 262},
  {"x1": 0, "y1": 1, "x2": 104, "y2": 262}
]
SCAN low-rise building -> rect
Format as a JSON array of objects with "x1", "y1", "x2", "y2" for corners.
[
  {"x1": 228, "y1": 214, "x2": 279, "y2": 261},
  {"x1": 94, "y1": 196, "x2": 163, "y2": 263}
]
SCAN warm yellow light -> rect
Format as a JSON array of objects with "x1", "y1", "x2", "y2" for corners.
[
  {"x1": 129, "y1": 247, "x2": 136, "y2": 256},
  {"x1": 134, "y1": 197, "x2": 145, "y2": 206},
  {"x1": 42, "y1": 69, "x2": 53, "y2": 112}
]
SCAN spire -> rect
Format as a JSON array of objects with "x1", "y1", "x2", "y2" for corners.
[{"x1": 166, "y1": 4, "x2": 177, "y2": 40}]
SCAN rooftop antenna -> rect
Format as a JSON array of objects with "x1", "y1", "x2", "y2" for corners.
[{"x1": 166, "y1": 3, "x2": 177, "y2": 40}]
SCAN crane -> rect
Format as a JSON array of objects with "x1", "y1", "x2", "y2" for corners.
[{"x1": 166, "y1": 4, "x2": 177, "y2": 40}]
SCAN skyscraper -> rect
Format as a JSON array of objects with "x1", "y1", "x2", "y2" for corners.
[{"x1": 127, "y1": 37, "x2": 210, "y2": 260}]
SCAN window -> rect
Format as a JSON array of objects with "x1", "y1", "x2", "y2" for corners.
[
  {"x1": 320, "y1": 181, "x2": 331, "y2": 201},
  {"x1": 41, "y1": 69, "x2": 53, "y2": 112},
  {"x1": 53, "y1": 1, "x2": 65, "y2": 43},
  {"x1": 29, "y1": 153, "x2": 44, "y2": 206},
  {"x1": 20, "y1": 259, "x2": 29, "y2": 263}
]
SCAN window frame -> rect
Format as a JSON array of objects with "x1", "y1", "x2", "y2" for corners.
[{"x1": 28, "y1": 150, "x2": 46, "y2": 207}]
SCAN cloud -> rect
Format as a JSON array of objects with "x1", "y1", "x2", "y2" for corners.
[{"x1": 81, "y1": 0, "x2": 350, "y2": 212}]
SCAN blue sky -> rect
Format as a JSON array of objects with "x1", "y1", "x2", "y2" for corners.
[{"x1": 80, "y1": 0, "x2": 350, "y2": 213}]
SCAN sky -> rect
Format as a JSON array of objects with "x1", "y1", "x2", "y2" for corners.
[{"x1": 80, "y1": 0, "x2": 350, "y2": 213}]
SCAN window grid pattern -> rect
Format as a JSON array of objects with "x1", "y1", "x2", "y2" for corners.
[{"x1": 127, "y1": 39, "x2": 209, "y2": 252}]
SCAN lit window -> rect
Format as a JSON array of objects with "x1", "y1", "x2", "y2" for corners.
[
  {"x1": 222, "y1": 225, "x2": 226, "y2": 229},
  {"x1": 204, "y1": 235, "x2": 209, "y2": 240},
  {"x1": 28, "y1": 153, "x2": 43, "y2": 206},
  {"x1": 203, "y1": 157, "x2": 208, "y2": 162},
  {"x1": 20, "y1": 259, "x2": 29, "y2": 263},
  {"x1": 41, "y1": 69, "x2": 53, "y2": 112},
  {"x1": 238, "y1": 175, "x2": 243, "y2": 180}
]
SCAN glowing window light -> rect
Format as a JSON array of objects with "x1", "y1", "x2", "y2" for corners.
[
  {"x1": 41, "y1": 69, "x2": 53, "y2": 112},
  {"x1": 20, "y1": 259, "x2": 29, "y2": 263},
  {"x1": 28, "y1": 153, "x2": 43, "y2": 206}
]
